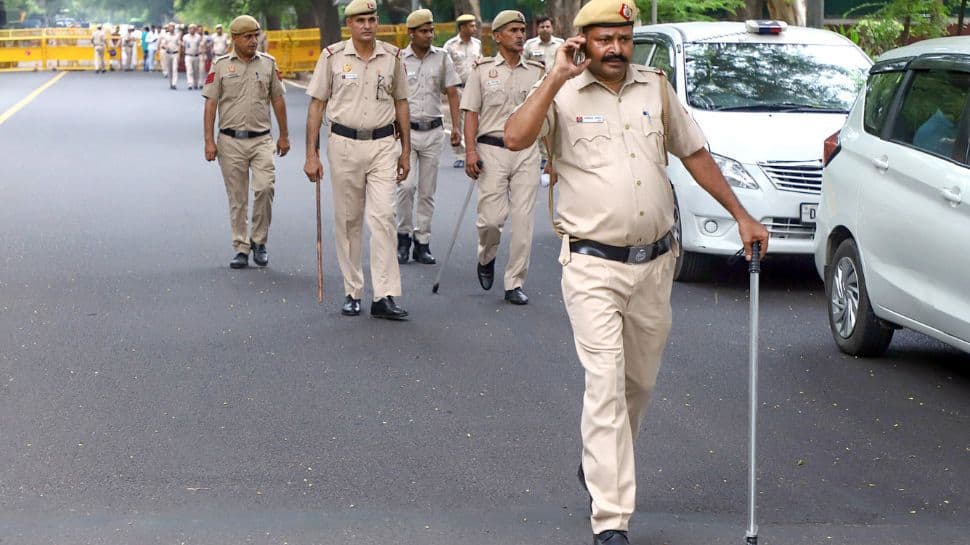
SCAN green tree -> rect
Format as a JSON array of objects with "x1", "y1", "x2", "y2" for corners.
[
  {"x1": 636, "y1": 0, "x2": 746, "y2": 22},
  {"x1": 845, "y1": 0, "x2": 953, "y2": 56}
]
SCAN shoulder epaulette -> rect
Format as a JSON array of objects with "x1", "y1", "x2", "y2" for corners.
[
  {"x1": 323, "y1": 41, "x2": 346, "y2": 58},
  {"x1": 213, "y1": 54, "x2": 231, "y2": 64},
  {"x1": 634, "y1": 64, "x2": 666, "y2": 77},
  {"x1": 378, "y1": 40, "x2": 401, "y2": 58},
  {"x1": 473, "y1": 56, "x2": 493, "y2": 68},
  {"x1": 525, "y1": 59, "x2": 544, "y2": 70},
  {"x1": 256, "y1": 51, "x2": 277, "y2": 62}
]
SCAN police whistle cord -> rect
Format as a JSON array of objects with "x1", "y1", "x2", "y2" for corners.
[
  {"x1": 432, "y1": 176, "x2": 476, "y2": 294},
  {"x1": 745, "y1": 240, "x2": 762, "y2": 545}
]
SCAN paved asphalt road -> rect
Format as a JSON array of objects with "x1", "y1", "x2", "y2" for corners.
[{"x1": 0, "y1": 71, "x2": 967, "y2": 545}]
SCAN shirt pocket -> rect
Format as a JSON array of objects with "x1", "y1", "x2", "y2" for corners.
[
  {"x1": 221, "y1": 74, "x2": 243, "y2": 99},
  {"x1": 639, "y1": 110, "x2": 666, "y2": 164},
  {"x1": 568, "y1": 123, "x2": 611, "y2": 169},
  {"x1": 483, "y1": 88, "x2": 506, "y2": 108}
]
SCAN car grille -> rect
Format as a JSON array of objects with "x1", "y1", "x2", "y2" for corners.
[
  {"x1": 758, "y1": 160, "x2": 823, "y2": 194},
  {"x1": 762, "y1": 217, "x2": 815, "y2": 240}
]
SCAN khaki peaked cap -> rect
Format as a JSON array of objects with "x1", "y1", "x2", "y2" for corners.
[
  {"x1": 573, "y1": 0, "x2": 639, "y2": 28},
  {"x1": 229, "y1": 15, "x2": 260, "y2": 35},
  {"x1": 492, "y1": 10, "x2": 526, "y2": 31},
  {"x1": 406, "y1": 9, "x2": 433, "y2": 29},
  {"x1": 345, "y1": 0, "x2": 378, "y2": 17}
]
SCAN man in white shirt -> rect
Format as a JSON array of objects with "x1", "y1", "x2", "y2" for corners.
[
  {"x1": 442, "y1": 14, "x2": 481, "y2": 169},
  {"x1": 182, "y1": 24, "x2": 204, "y2": 90},
  {"x1": 524, "y1": 15, "x2": 564, "y2": 73}
]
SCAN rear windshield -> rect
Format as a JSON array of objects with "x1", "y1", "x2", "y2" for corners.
[{"x1": 684, "y1": 42, "x2": 870, "y2": 112}]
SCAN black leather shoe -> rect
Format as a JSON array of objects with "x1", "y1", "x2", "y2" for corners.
[
  {"x1": 504, "y1": 287, "x2": 529, "y2": 305},
  {"x1": 371, "y1": 296, "x2": 408, "y2": 320},
  {"x1": 397, "y1": 233, "x2": 411, "y2": 264},
  {"x1": 341, "y1": 295, "x2": 361, "y2": 316},
  {"x1": 477, "y1": 259, "x2": 495, "y2": 291},
  {"x1": 593, "y1": 530, "x2": 629, "y2": 545},
  {"x1": 251, "y1": 240, "x2": 269, "y2": 267},
  {"x1": 578, "y1": 464, "x2": 592, "y2": 512},
  {"x1": 229, "y1": 252, "x2": 248, "y2": 269},
  {"x1": 412, "y1": 242, "x2": 436, "y2": 264}
]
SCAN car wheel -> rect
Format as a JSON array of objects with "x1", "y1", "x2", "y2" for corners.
[
  {"x1": 826, "y1": 239, "x2": 894, "y2": 356},
  {"x1": 671, "y1": 187, "x2": 712, "y2": 282}
]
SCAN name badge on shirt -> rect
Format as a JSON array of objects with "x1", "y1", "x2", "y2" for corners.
[
  {"x1": 224, "y1": 73, "x2": 240, "y2": 79},
  {"x1": 576, "y1": 115, "x2": 605, "y2": 123},
  {"x1": 485, "y1": 79, "x2": 501, "y2": 87},
  {"x1": 342, "y1": 73, "x2": 359, "y2": 80}
]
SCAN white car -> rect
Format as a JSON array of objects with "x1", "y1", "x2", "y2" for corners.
[
  {"x1": 814, "y1": 36, "x2": 970, "y2": 356},
  {"x1": 633, "y1": 21, "x2": 871, "y2": 280}
]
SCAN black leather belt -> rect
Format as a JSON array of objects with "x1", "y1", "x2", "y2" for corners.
[
  {"x1": 455, "y1": 83, "x2": 465, "y2": 88},
  {"x1": 410, "y1": 118, "x2": 443, "y2": 131},
  {"x1": 570, "y1": 232, "x2": 674, "y2": 265},
  {"x1": 477, "y1": 135, "x2": 505, "y2": 148},
  {"x1": 331, "y1": 122, "x2": 395, "y2": 140},
  {"x1": 220, "y1": 128, "x2": 270, "y2": 139},
  {"x1": 185, "y1": 53, "x2": 199, "y2": 57}
]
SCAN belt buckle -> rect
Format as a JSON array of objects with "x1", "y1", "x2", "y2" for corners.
[
  {"x1": 628, "y1": 244, "x2": 651, "y2": 264},
  {"x1": 236, "y1": 130, "x2": 249, "y2": 138},
  {"x1": 357, "y1": 128, "x2": 373, "y2": 140}
]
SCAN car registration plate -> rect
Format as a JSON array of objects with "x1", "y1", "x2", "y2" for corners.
[{"x1": 800, "y1": 203, "x2": 818, "y2": 223}]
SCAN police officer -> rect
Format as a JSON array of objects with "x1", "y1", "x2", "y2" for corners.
[
  {"x1": 91, "y1": 24, "x2": 106, "y2": 73},
  {"x1": 160, "y1": 23, "x2": 179, "y2": 88},
  {"x1": 396, "y1": 9, "x2": 462, "y2": 265},
  {"x1": 203, "y1": 15, "x2": 289, "y2": 270},
  {"x1": 443, "y1": 13, "x2": 481, "y2": 169},
  {"x1": 460, "y1": 10, "x2": 544, "y2": 306},
  {"x1": 524, "y1": 15, "x2": 564, "y2": 73},
  {"x1": 504, "y1": 1, "x2": 770, "y2": 543},
  {"x1": 182, "y1": 24, "x2": 203, "y2": 90},
  {"x1": 211, "y1": 24, "x2": 230, "y2": 58},
  {"x1": 303, "y1": 0, "x2": 411, "y2": 321}
]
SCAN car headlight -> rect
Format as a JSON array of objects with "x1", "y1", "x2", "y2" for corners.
[{"x1": 712, "y1": 153, "x2": 760, "y2": 190}]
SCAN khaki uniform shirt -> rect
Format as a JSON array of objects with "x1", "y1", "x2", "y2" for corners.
[
  {"x1": 306, "y1": 40, "x2": 408, "y2": 130},
  {"x1": 160, "y1": 31, "x2": 179, "y2": 53},
  {"x1": 211, "y1": 33, "x2": 229, "y2": 56},
  {"x1": 461, "y1": 55, "x2": 544, "y2": 138},
  {"x1": 524, "y1": 36, "x2": 564, "y2": 73},
  {"x1": 183, "y1": 33, "x2": 202, "y2": 56},
  {"x1": 92, "y1": 30, "x2": 105, "y2": 46},
  {"x1": 537, "y1": 65, "x2": 707, "y2": 247},
  {"x1": 202, "y1": 52, "x2": 286, "y2": 133},
  {"x1": 443, "y1": 35, "x2": 481, "y2": 84},
  {"x1": 402, "y1": 45, "x2": 461, "y2": 122}
]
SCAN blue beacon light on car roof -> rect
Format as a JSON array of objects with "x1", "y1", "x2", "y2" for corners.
[{"x1": 745, "y1": 20, "x2": 788, "y2": 35}]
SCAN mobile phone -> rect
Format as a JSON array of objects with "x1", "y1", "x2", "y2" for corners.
[{"x1": 573, "y1": 46, "x2": 586, "y2": 66}]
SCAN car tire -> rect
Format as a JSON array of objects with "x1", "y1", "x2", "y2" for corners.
[
  {"x1": 826, "y1": 239, "x2": 894, "y2": 356},
  {"x1": 671, "y1": 187, "x2": 713, "y2": 282}
]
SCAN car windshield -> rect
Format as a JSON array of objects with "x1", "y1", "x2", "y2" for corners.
[{"x1": 684, "y1": 42, "x2": 870, "y2": 112}]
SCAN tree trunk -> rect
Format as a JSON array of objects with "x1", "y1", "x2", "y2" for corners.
[
  {"x1": 901, "y1": 14, "x2": 911, "y2": 44},
  {"x1": 453, "y1": 0, "x2": 481, "y2": 21},
  {"x1": 740, "y1": 0, "x2": 764, "y2": 20},
  {"x1": 959, "y1": 0, "x2": 967, "y2": 35},
  {"x1": 265, "y1": 11, "x2": 281, "y2": 31},
  {"x1": 297, "y1": 7, "x2": 317, "y2": 29},
  {"x1": 766, "y1": 0, "x2": 806, "y2": 26},
  {"x1": 546, "y1": 0, "x2": 581, "y2": 35},
  {"x1": 312, "y1": 0, "x2": 340, "y2": 47}
]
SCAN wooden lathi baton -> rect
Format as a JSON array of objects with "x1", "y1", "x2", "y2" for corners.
[{"x1": 315, "y1": 181, "x2": 324, "y2": 303}]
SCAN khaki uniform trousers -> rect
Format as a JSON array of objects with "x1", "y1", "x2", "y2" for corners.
[
  {"x1": 160, "y1": 51, "x2": 169, "y2": 77},
  {"x1": 167, "y1": 53, "x2": 179, "y2": 87},
  {"x1": 216, "y1": 133, "x2": 276, "y2": 254},
  {"x1": 561, "y1": 250, "x2": 676, "y2": 534},
  {"x1": 396, "y1": 127, "x2": 444, "y2": 244},
  {"x1": 328, "y1": 133, "x2": 402, "y2": 301},
  {"x1": 475, "y1": 142, "x2": 540, "y2": 291},
  {"x1": 94, "y1": 46, "x2": 105, "y2": 71},
  {"x1": 452, "y1": 88, "x2": 465, "y2": 159},
  {"x1": 185, "y1": 54, "x2": 201, "y2": 87}
]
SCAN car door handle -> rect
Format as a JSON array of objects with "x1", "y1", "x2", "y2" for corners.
[
  {"x1": 871, "y1": 156, "x2": 890, "y2": 171},
  {"x1": 941, "y1": 186, "x2": 962, "y2": 204}
]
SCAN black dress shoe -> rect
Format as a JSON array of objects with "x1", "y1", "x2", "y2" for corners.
[
  {"x1": 578, "y1": 464, "x2": 592, "y2": 512},
  {"x1": 251, "y1": 240, "x2": 269, "y2": 267},
  {"x1": 371, "y1": 296, "x2": 408, "y2": 320},
  {"x1": 412, "y1": 242, "x2": 436, "y2": 264},
  {"x1": 229, "y1": 252, "x2": 248, "y2": 269},
  {"x1": 397, "y1": 233, "x2": 411, "y2": 264},
  {"x1": 504, "y1": 287, "x2": 529, "y2": 305},
  {"x1": 477, "y1": 259, "x2": 495, "y2": 291},
  {"x1": 341, "y1": 295, "x2": 361, "y2": 316},
  {"x1": 593, "y1": 530, "x2": 629, "y2": 545}
]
